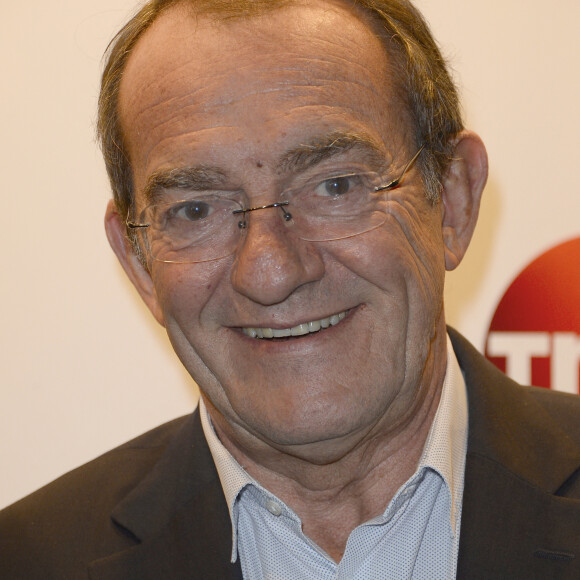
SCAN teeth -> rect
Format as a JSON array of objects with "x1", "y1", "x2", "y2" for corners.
[
  {"x1": 273, "y1": 328, "x2": 292, "y2": 338},
  {"x1": 291, "y1": 323, "x2": 310, "y2": 337},
  {"x1": 308, "y1": 320, "x2": 321, "y2": 332},
  {"x1": 243, "y1": 310, "x2": 348, "y2": 339}
]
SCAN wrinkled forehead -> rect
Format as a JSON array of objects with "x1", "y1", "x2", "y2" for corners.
[
  {"x1": 119, "y1": 0, "x2": 399, "y2": 121},
  {"x1": 118, "y1": 0, "x2": 410, "y2": 185}
]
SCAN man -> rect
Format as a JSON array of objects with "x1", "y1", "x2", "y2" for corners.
[{"x1": 1, "y1": 0, "x2": 579, "y2": 578}]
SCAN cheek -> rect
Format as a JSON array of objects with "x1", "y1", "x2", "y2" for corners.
[
  {"x1": 148, "y1": 261, "x2": 238, "y2": 395},
  {"x1": 325, "y1": 197, "x2": 446, "y2": 332},
  {"x1": 149, "y1": 261, "x2": 229, "y2": 332},
  {"x1": 332, "y1": 212, "x2": 444, "y2": 297},
  {"x1": 385, "y1": 196, "x2": 446, "y2": 297}
]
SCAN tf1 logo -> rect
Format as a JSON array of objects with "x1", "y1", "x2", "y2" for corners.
[{"x1": 485, "y1": 237, "x2": 580, "y2": 395}]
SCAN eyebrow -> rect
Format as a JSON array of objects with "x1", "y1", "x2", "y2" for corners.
[
  {"x1": 143, "y1": 166, "x2": 228, "y2": 203},
  {"x1": 278, "y1": 131, "x2": 388, "y2": 175},
  {"x1": 142, "y1": 131, "x2": 388, "y2": 202}
]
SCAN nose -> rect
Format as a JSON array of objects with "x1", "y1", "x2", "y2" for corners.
[{"x1": 230, "y1": 205, "x2": 325, "y2": 305}]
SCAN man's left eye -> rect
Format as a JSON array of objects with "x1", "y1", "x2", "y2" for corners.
[{"x1": 315, "y1": 174, "x2": 358, "y2": 197}]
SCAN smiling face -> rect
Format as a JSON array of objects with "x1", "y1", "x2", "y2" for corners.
[{"x1": 111, "y1": 0, "x2": 457, "y2": 458}]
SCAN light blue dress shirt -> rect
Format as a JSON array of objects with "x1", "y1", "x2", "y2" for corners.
[{"x1": 200, "y1": 335, "x2": 468, "y2": 579}]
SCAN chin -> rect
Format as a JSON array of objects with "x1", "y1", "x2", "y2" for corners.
[{"x1": 249, "y1": 404, "x2": 375, "y2": 453}]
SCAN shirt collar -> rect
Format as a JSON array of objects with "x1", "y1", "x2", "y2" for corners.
[
  {"x1": 199, "y1": 398, "x2": 256, "y2": 560},
  {"x1": 199, "y1": 332, "x2": 468, "y2": 556},
  {"x1": 416, "y1": 334, "x2": 468, "y2": 533}
]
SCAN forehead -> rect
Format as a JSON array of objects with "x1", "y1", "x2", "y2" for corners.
[{"x1": 119, "y1": 0, "x2": 407, "y2": 187}]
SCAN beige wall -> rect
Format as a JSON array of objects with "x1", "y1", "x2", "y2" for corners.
[{"x1": 1, "y1": 0, "x2": 579, "y2": 508}]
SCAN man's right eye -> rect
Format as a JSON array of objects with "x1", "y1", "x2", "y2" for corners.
[{"x1": 170, "y1": 200, "x2": 212, "y2": 222}]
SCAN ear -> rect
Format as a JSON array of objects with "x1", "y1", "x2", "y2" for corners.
[
  {"x1": 104, "y1": 199, "x2": 165, "y2": 326},
  {"x1": 440, "y1": 130, "x2": 488, "y2": 271}
]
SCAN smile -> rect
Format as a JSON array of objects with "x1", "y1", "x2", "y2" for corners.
[{"x1": 242, "y1": 310, "x2": 348, "y2": 339}]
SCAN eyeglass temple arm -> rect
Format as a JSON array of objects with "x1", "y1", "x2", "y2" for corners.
[
  {"x1": 127, "y1": 221, "x2": 149, "y2": 229},
  {"x1": 375, "y1": 144, "x2": 425, "y2": 192}
]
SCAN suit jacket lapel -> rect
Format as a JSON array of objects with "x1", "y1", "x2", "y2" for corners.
[
  {"x1": 449, "y1": 329, "x2": 580, "y2": 579},
  {"x1": 88, "y1": 411, "x2": 242, "y2": 580}
]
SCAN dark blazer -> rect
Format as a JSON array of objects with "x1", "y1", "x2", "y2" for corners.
[{"x1": 1, "y1": 329, "x2": 579, "y2": 579}]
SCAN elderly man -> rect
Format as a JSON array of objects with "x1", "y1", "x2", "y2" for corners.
[{"x1": 1, "y1": 0, "x2": 579, "y2": 578}]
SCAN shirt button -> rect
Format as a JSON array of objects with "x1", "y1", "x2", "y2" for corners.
[{"x1": 266, "y1": 499, "x2": 283, "y2": 516}]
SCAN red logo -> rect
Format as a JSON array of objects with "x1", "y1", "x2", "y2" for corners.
[{"x1": 485, "y1": 237, "x2": 580, "y2": 394}]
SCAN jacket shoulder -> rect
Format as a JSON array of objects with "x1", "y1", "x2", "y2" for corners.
[
  {"x1": 0, "y1": 414, "x2": 192, "y2": 579},
  {"x1": 525, "y1": 385, "x2": 580, "y2": 444}
]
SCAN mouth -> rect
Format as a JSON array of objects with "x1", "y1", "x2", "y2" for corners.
[{"x1": 242, "y1": 310, "x2": 349, "y2": 339}]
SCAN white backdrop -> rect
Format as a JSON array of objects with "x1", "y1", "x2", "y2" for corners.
[{"x1": 1, "y1": 0, "x2": 579, "y2": 509}]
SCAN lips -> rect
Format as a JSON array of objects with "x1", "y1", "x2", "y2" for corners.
[{"x1": 242, "y1": 310, "x2": 348, "y2": 339}]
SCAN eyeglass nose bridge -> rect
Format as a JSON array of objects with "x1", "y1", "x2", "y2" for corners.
[{"x1": 233, "y1": 201, "x2": 293, "y2": 229}]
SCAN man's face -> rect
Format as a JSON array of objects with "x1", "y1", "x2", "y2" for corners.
[{"x1": 117, "y1": 0, "x2": 448, "y2": 454}]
